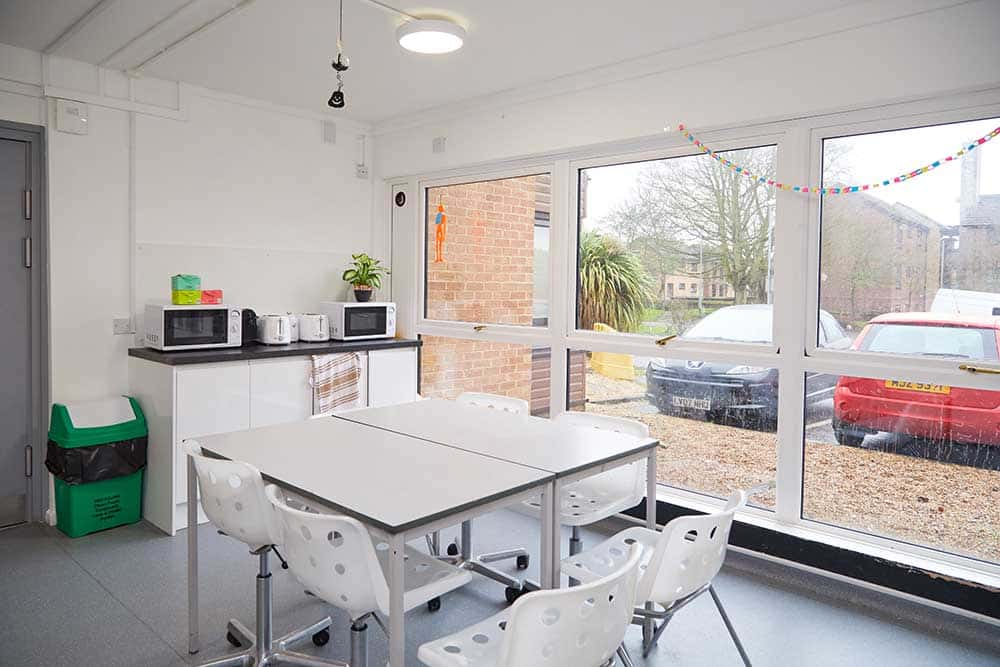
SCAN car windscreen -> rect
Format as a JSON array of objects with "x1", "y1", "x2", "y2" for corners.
[
  {"x1": 859, "y1": 323, "x2": 999, "y2": 360},
  {"x1": 683, "y1": 308, "x2": 772, "y2": 344}
]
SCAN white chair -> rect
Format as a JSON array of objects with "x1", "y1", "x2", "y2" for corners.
[
  {"x1": 561, "y1": 490, "x2": 752, "y2": 665},
  {"x1": 440, "y1": 393, "x2": 534, "y2": 601},
  {"x1": 419, "y1": 543, "x2": 643, "y2": 667},
  {"x1": 182, "y1": 441, "x2": 336, "y2": 667},
  {"x1": 519, "y1": 412, "x2": 649, "y2": 584},
  {"x1": 265, "y1": 484, "x2": 473, "y2": 667}
]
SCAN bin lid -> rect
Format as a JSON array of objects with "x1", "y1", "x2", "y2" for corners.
[{"x1": 48, "y1": 396, "x2": 147, "y2": 448}]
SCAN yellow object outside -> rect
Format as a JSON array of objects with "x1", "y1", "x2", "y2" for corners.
[
  {"x1": 171, "y1": 290, "x2": 201, "y2": 305},
  {"x1": 590, "y1": 323, "x2": 635, "y2": 380}
]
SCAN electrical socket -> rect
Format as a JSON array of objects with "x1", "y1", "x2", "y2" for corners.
[
  {"x1": 356, "y1": 164, "x2": 369, "y2": 179},
  {"x1": 113, "y1": 318, "x2": 133, "y2": 335}
]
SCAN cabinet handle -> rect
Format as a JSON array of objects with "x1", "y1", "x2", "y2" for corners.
[{"x1": 958, "y1": 364, "x2": 1000, "y2": 375}]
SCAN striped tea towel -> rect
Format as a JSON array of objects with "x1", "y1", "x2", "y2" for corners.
[{"x1": 311, "y1": 353, "x2": 362, "y2": 414}]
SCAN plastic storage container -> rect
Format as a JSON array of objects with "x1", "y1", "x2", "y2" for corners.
[{"x1": 45, "y1": 397, "x2": 148, "y2": 538}]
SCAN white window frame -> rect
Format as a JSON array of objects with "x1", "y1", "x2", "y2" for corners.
[{"x1": 400, "y1": 90, "x2": 1000, "y2": 589}]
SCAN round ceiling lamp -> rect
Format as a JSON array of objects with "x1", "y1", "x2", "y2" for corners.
[{"x1": 396, "y1": 18, "x2": 465, "y2": 54}]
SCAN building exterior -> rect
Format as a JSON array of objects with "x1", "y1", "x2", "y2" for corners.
[
  {"x1": 820, "y1": 193, "x2": 942, "y2": 326},
  {"x1": 956, "y1": 151, "x2": 1000, "y2": 294}
]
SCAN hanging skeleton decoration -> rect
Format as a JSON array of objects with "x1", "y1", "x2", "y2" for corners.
[{"x1": 328, "y1": 0, "x2": 349, "y2": 108}]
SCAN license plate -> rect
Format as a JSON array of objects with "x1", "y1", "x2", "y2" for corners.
[
  {"x1": 885, "y1": 380, "x2": 951, "y2": 395},
  {"x1": 672, "y1": 396, "x2": 712, "y2": 410}
]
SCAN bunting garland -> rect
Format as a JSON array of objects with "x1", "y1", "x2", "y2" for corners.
[{"x1": 676, "y1": 123, "x2": 1000, "y2": 196}]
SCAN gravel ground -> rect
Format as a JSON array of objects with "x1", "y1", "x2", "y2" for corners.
[{"x1": 583, "y1": 372, "x2": 1000, "y2": 563}]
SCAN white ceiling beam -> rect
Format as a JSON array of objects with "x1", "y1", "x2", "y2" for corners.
[
  {"x1": 98, "y1": 0, "x2": 201, "y2": 67},
  {"x1": 43, "y1": 0, "x2": 119, "y2": 55},
  {"x1": 131, "y1": 0, "x2": 258, "y2": 73}
]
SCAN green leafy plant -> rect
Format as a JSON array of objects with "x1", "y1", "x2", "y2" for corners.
[
  {"x1": 342, "y1": 253, "x2": 388, "y2": 290},
  {"x1": 578, "y1": 231, "x2": 652, "y2": 332}
]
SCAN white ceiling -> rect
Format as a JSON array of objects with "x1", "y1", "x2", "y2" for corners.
[{"x1": 0, "y1": 0, "x2": 861, "y2": 123}]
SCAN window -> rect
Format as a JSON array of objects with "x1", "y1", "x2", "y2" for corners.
[
  {"x1": 570, "y1": 350, "x2": 776, "y2": 510},
  {"x1": 818, "y1": 117, "x2": 1000, "y2": 345},
  {"x1": 425, "y1": 174, "x2": 551, "y2": 327},
  {"x1": 805, "y1": 372, "x2": 999, "y2": 563},
  {"x1": 419, "y1": 335, "x2": 552, "y2": 417},
  {"x1": 577, "y1": 145, "x2": 777, "y2": 337}
]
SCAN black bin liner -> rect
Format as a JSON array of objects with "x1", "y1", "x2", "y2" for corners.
[{"x1": 45, "y1": 436, "x2": 148, "y2": 486}]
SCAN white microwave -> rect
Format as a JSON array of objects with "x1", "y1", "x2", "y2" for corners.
[
  {"x1": 144, "y1": 304, "x2": 242, "y2": 351},
  {"x1": 320, "y1": 302, "x2": 396, "y2": 341}
]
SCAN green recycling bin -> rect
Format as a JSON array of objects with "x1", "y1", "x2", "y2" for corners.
[{"x1": 45, "y1": 397, "x2": 148, "y2": 538}]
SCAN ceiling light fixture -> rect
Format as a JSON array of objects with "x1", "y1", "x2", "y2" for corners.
[{"x1": 396, "y1": 18, "x2": 465, "y2": 54}]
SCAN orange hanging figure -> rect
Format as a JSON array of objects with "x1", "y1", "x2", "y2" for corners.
[{"x1": 433, "y1": 201, "x2": 447, "y2": 263}]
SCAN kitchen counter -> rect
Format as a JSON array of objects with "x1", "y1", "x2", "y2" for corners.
[{"x1": 128, "y1": 338, "x2": 420, "y2": 366}]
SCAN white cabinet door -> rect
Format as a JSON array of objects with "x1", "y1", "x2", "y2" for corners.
[
  {"x1": 175, "y1": 362, "x2": 250, "y2": 500},
  {"x1": 249, "y1": 357, "x2": 314, "y2": 428},
  {"x1": 368, "y1": 347, "x2": 418, "y2": 407}
]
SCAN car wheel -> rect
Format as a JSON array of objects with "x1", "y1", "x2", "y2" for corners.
[{"x1": 833, "y1": 421, "x2": 866, "y2": 447}]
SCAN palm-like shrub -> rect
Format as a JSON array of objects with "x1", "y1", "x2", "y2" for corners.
[{"x1": 578, "y1": 231, "x2": 652, "y2": 332}]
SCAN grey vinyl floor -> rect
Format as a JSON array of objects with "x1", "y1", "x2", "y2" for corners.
[{"x1": 1, "y1": 510, "x2": 998, "y2": 667}]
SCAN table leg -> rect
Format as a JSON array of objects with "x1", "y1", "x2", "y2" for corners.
[
  {"x1": 539, "y1": 480, "x2": 554, "y2": 588},
  {"x1": 388, "y1": 533, "x2": 406, "y2": 667},
  {"x1": 187, "y1": 455, "x2": 199, "y2": 655},
  {"x1": 644, "y1": 447, "x2": 658, "y2": 644},
  {"x1": 551, "y1": 477, "x2": 563, "y2": 588}
]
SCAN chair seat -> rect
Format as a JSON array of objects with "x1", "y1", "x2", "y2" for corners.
[
  {"x1": 516, "y1": 481, "x2": 643, "y2": 527},
  {"x1": 560, "y1": 526, "x2": 657, "y2": 584},
  {"x1": 372, "y1": 539, "x2": 473, "y2": 614},
  {"x1": 417, "y1": 607, "x2": 511, "y2": 667}
]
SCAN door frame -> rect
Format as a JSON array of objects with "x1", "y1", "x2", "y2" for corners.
[{"x1": 0, "y1": 120, "x2": 49, "y2": 525}]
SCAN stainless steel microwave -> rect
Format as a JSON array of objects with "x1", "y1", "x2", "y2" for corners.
[
  {"x1": 144, "y1": 304, "x2": 242, "y2": 351},
  {"x1": 320, "y1": 302, "x2": 396, "y2": 341}
]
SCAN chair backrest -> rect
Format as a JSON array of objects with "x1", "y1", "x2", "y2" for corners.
[
  {"x1": 265, "y1": 484, "x2": 387, "y2": 620},
  {"x1": 457, "y1": 392, "x2": 530, "y2": 415},
  {"x1": 497, "y1": 544, "x2": 642, "y2": 667},
  {"x1": 182, "y1": 440, "x2": 277, "y2": 549},
  {"x1": 555, "y1": 412, "x2": 649, "y2": 500},
  {"x1": 638, "y1": 490, "x2": 747, "y2": 606}
]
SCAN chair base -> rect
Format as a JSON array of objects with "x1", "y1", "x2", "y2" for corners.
[
  {"x1": 444, "y1": 521, "x2": 530, "y2": 594},
  {"x1": 193, "y1": 549, "x2": 341, "y2": 667}
]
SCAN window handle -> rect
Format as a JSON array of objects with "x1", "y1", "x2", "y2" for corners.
[
  {"x1": 655, "y1": 335, "x2": 677, "y2": 346},
  {"x1": 958, "y1": 364, "x2": 1000, "y2": 375},
  {"x1": 473, "y1": 325, "x2": 486, "y2": 332}
]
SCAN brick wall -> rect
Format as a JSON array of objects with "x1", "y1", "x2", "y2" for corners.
[{"x1": 421, "y1": 176, "x2": 539, "y2": 404}]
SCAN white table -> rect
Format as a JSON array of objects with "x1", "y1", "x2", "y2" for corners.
[
  {"x1": 334, "y1": 399, "x2": 660, "y2": 587},
  {"x1": 187, "y1": 415, "x2": 556, "y2": 667}
]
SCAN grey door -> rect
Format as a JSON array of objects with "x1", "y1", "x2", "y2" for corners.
[{"x1": 0, "y1": 136, "x2": 30, "y2": 528}]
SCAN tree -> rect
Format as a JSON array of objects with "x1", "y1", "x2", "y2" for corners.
[
  {"x1": 601, "y1": 197, "x2": 683, "y2": 304},
  {"x1": 578, "y1": 231, "x2": 652, "y2": 332},
  {"x1": 603, "y1": 147, "x2": 777, "y2": 305}
]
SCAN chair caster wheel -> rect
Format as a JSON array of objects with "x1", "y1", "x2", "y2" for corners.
[
  {"x1": 226, "y1": 632, "x2": 243, "y2": 648},
  {"x1": 505, "y1": 586, "x2": 527, "y2": 604},
  {"x1": 516, "y1": 554, "x2": 529, "y2": 570},
  {"x1": 427, "y1": 596, "x2": 442, "y2": 612},
  {"x1": 446, "y1": 542, "x2": 459, "y2": 557},
  {"x1": 312, "y1": 629, "x2": 330, "y2": 646}
]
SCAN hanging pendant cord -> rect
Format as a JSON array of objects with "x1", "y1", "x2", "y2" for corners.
[{"x1": 337, "y1": 0, "x2": 344, "y2": 53}]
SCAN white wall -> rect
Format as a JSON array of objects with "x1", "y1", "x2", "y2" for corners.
[
  {"x1": 0, "y1": 43, "x2": 375, "y2": 407},
  {"x1": 373, "y1": 0, "x2": 1000, "y2": 177}
]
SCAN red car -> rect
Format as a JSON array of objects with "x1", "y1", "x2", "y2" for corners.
[{"x1": 833, "y1": 313, "x2": 1000, "y2": 448}]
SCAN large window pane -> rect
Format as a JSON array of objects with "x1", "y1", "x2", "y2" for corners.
[
  {"x1": 804, "y1": 372, "x2": 1000, "y2": 563},
  {"x1": 425, "y1": 174, "x2": 550, "y2": 326},
  {"x1": 419, "y1": 335, "x2": 551, "y2": 416},
  {"x1": 577, "y1": 146, "x2": 777, "y2": 339},
  {"x1": 818, "y1": 117, "x2": 1000, "y2": 352},
  {"x1": 569, "y1": 349, "x2": 778, "y2": 509}
]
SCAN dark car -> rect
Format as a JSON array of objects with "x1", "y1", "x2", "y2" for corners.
[{"x1": 645, "y1": 305, "x2": 848, "y2": 428}]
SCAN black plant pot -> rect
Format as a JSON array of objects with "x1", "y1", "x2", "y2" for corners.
[{"x1": 354, "y1": 288, "x2": 373, "y2": 302}]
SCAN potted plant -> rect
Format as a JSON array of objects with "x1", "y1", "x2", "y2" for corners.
[{"x1": 342, "y1": 253, "x2": 388, "y2": 302}]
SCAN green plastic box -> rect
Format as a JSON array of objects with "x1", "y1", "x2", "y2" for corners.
[
  {"x1": 170, "y1": 273, "x2": 201, "y2": 291},
  {"x1": 48, "y1": 397, "x2": 147, "y2": 538}
]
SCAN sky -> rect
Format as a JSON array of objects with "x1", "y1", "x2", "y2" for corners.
[{"x1": 582, "y1": 117, "x2": 1000, "y2": 230}]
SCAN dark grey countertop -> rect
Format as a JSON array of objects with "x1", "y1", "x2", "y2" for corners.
[{"x1": 128, "y1": 338, "x2": 420, "y2": 366}]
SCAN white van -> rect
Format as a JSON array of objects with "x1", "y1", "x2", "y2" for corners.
[{"x1": 930, "y1": 288, "x2": 1000, "y2": 316}]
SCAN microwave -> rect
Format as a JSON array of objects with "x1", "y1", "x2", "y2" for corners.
[
  {"x1": 320, "y1": 302, "x2": 396, "y2": 341},
  {"x1": 144, "y1": 304, "x2": 242, "y2": 351}
]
